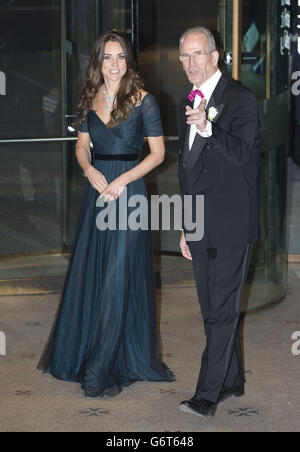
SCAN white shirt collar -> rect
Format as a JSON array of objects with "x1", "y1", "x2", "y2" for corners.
[
  {"x1": 188, "y1": 69, "x2": 222, "y2": 150},
  {"x1": 193, "y1": 69, "x2": 222, "y2": 105}
]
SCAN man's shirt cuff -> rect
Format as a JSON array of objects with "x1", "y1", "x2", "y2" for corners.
[{"x1": 197, "y1": 120, "x2": 212, "y2": 138}]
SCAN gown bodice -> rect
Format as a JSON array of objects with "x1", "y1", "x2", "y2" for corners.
[{"x1": 78, "y1": 93, "x2": 164, "y2": 159}]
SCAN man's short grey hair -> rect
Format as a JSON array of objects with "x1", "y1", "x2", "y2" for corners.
[{"x1": 179, "y1": 27, "x2": 216, "y2": 52}]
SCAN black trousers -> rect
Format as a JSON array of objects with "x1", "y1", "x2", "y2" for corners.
[{"x1": 187, "y1": 238, "x2": 254, "y2": 404}]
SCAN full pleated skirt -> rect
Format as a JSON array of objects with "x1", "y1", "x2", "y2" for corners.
[{"x1": 38, "y1": 159, "x2": 173, "y2": 390}]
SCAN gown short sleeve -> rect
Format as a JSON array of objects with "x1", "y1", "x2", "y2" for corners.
[
  {"x1": 78, "y1": 115, "x2": 89, "y2": 133},
  {"x1": 141, "y1": 94, "x2": 164, "y2": 137}
]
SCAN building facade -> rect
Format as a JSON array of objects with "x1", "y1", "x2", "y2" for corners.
[{"x1": 0, "y1": 0, "x2": 291, "y2": 310}]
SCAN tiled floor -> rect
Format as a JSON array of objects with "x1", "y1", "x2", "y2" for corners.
[{"x1": 0, "y1": 263, "x2": 299, "y2": 432}]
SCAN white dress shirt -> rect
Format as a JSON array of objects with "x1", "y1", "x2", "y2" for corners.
[{"x1": 189, "y1": 69, "x2": 222, "y2": 150}]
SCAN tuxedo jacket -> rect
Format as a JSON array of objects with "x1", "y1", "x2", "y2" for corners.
[{"x1": 178, "y1": 74, "x2": 261, "y2": 248}]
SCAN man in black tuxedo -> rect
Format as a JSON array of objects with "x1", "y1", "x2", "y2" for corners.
[{"x1": 177, "y1": 27, "x2": 261, "y2": 418}]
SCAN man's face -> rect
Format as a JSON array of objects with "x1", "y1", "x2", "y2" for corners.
[{"x1": 180, "y1": 32, "x2": 219, "y2": 87}]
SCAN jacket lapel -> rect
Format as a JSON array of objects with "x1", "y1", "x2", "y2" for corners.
[
  {"x1": 206, "y1": 89, "x2": 225, "y2": 123},
  {"x1": 180, "y1": 97, "x2": 193, "y2": 164}
]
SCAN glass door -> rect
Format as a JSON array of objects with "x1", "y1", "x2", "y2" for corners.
[
  {"x1": 0, "y1": 0, "x2": 65, "y2": 294},
  {"x1": 63, "y1": 0, "x2": 138, "y2": 248},
  {"x1": 225, "y1": 0, "x2": 289, "y2": 311}
]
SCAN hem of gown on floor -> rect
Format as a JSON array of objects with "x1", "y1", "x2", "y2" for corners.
[{"x1": 40, "y1": 367, "x2": 175, "y2": 389}]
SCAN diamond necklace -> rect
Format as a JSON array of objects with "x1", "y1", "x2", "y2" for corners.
[{"x1": 102, "y1": 87, "x2": 115, "y2": 118}]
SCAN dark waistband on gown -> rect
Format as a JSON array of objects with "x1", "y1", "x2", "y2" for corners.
[{"x1": 94, "y1": 153, "x2": 139, "y2": 161}]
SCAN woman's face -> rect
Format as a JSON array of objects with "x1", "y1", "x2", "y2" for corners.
[{"x1": 101, "y1": 41, "x2": 127, "y2": 84}]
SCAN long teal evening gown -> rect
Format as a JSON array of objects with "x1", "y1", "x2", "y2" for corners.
[{"x1": 37, "y1": 94, "x2": 173, "y2": 392}]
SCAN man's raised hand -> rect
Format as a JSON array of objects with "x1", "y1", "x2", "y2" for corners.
[{"x1": 186, "y1": 99, "x2": 208, "y2": 132}]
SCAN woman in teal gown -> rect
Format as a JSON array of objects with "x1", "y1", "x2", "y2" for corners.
[{"x1": 38, "y1": 31, "x2": 173, "y2": 397}]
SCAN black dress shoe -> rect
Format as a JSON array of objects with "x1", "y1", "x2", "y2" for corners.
[
  {"x1": 103, "y1": 385, "x2": 122, "y2": 397},
  {"x1": 83, "y1": 386, "x2": 104, "y2": 398},
  {"x1": 179, "y1": 398, "x2": 217, "y2": 418},
  {"x1": 218, "y1": 385, "x2": 245, "y2": 403}
]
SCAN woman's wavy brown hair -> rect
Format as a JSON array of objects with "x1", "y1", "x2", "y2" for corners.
[{"x1": 75, "y1": 31, "x2": 143, "y2": 129}]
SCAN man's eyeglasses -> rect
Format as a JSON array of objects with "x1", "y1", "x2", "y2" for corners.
[{"x1": 179, "y1": 50, "x2": 215, "y2": 62}]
